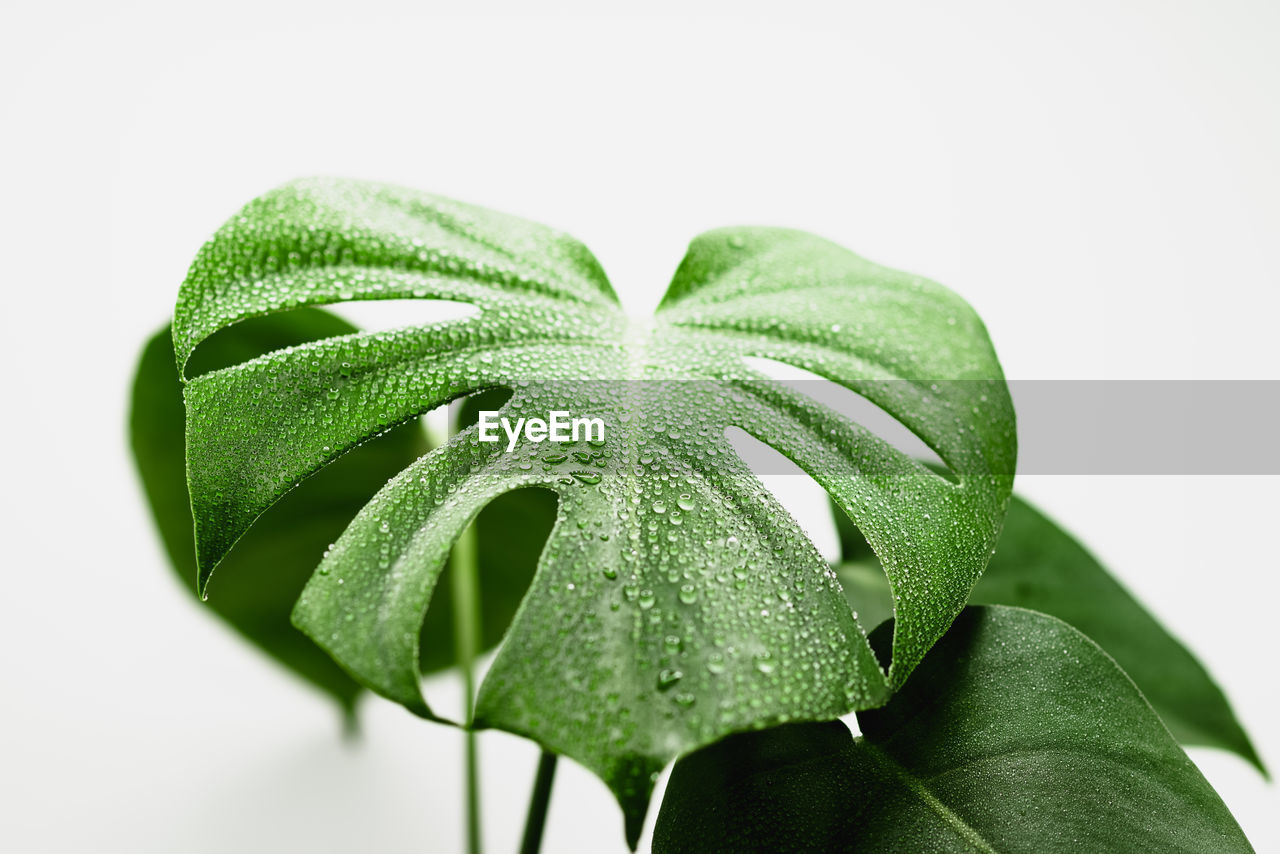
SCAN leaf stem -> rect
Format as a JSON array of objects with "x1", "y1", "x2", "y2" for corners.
[
  {"x1": 451, "y1": 520, "x2": 482, "y2": 854},
  {"x1": 519, "y1": 751, "x2": 558, "y2": 854},
  {"x1": 448, "y1": 409, "x2": 483, "y2": 854}
]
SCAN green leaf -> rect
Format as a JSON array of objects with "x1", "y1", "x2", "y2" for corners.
[
  {"x1": 130, "y1": 310, "x2": 417, "y2": 718},
  {"x1": 654, "y1": 606, "x2": 1254, "y2": 853},
  {"x1": 131, "y1": 313, "x2": 552, "y2": 718},
  {"x1": 831, "y1": 493, "x2": 1263, "y2": 772},
  {"x1": 174, "y1": 178, "x2": 1015, "y2": 843}
]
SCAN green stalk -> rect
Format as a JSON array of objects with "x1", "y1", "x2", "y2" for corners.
[
  {"x1": 446, "y1": 409, "x2": 483, "y2": 854},
  {"x1": 451, "y1": 523, "x2": 481, "y2": 854},
  {"x1": 519, "y1": 751, "x2": 558, "y2": 854}
]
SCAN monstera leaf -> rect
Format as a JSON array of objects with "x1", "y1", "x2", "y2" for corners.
[
  {"x1": 174, "y1": 178, "x2": 1015, "y2": 842},
  {"x1": 654, "y1": 606, "x2": 1253, "y2": 853},
  {"x1": 831, "y1": 493, "x2": 1263, "y2": 772}
]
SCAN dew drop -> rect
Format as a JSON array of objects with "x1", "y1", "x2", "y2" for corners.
[{"x1": 657, "y1": 668, "x2": 683, "y2": 691}]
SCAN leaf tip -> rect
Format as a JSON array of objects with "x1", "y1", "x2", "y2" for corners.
[
  {"x1": 623, "y1": 809, "x2": 645, "y2": 851},
  {"x1": 340, "y1": 704, "x2": 361, "y2": 743}
]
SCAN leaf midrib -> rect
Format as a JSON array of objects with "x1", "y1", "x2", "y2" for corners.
[{"x1": 859, "y1": 741, "x2": 1000, "y2": 854}]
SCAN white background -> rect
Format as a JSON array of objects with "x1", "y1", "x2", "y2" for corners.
[{"x1": 2, "y1": 1, "x2": 1277, "y2": 851}]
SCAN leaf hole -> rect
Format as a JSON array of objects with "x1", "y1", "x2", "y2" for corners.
[
  {"x1": 419, "y1": 485, "x2": 559, "y2": 716},
  {"x1": 741, "y1": 356, "x2": 956, "y2": 483},
  {"x1": 185, "y1": 299, "x2": 478, "y2": 377},
  {"x1": 328, "y1": 297, "x2": 478, "y2": 333}
]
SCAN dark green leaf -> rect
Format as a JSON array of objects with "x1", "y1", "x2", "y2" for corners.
[
  {"x1": 655, "y1": 606, "x2": 1253, "y2": 853},
  {"x1": 174, "y1": 178, "x2": 1015, "y2": 841},
  {"x1": 831, "y1": 494, "x2": 1263, "y2": 772}
]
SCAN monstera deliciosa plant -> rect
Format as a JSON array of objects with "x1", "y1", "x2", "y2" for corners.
[{"x1": 131, "y1": 179, "x2": 1261, "y2": 852}]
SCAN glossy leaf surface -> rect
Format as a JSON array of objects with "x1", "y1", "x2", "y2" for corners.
[
  {"x1": 175, "y1": 179, "x2": 1015, "y2": 841},
  {"x1": 655, "y1": 606, "x2": 1253, "y2": 853}
]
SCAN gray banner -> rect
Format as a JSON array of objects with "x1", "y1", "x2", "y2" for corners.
[{"x1": 456, "y1": 379, "x2": 1280, "y2": 475}]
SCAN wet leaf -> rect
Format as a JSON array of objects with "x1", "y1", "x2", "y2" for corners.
[
  {"x1": 655, "y1": 606, "x2": 1253, "y2": 853},
  {"x1": 174, "y1": 178, "x2": 1015, "y2": 843}
]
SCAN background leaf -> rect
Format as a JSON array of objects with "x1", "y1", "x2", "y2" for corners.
[
  {"x1": 174, "y1": 179, "x2": 1015, "y2": 842},
  {"x1": 130, "y1": 313, "x2": 551, "y2": 719},
  {"x1": 831, "y1": 493, "x2": 1264, "y2": 771},
  {"x1": 131, "y1": 311, "x2": 394, "y2": 719},
  {"x1": 654, "y1": 606, "x2": 1254, "y2": 853}
]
